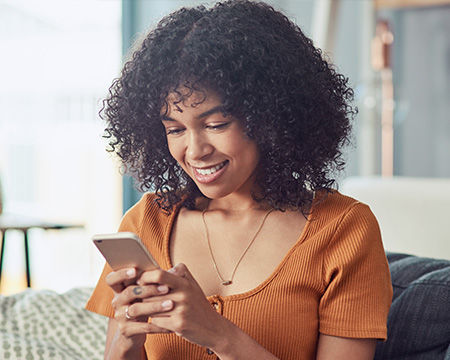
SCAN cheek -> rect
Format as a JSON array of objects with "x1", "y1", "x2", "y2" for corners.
[
  {"x1": 234, "y1": 138, "x2": 259, "y2": 164},
  {"x1": 167, "y1": 141, "x2": 192, "y2": 174},
  {"x1": 248, "y1": 146, "x2": 260, "y2": 168},
  {"x1": 167, "y1": 140, "x2": 182, "y2": 162}
]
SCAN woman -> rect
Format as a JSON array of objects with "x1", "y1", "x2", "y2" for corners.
[{"x1": 86, "y1": 1, "x2": 392, "y2": 359}]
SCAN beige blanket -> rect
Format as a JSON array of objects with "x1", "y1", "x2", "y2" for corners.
[{"x1": 0, "y1": 287, "x2": 107, "y2": 359}]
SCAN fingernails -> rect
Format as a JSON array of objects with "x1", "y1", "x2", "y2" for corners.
[
  {"x1": 157, "y1": 285, "x2": 169, "y2": 294},
  {"x1": 168, "y1": 263, "x2": 182, "y2": 273},
  {"x1": 126, "y1": 268, "x2": 136, "y2": 278},
  {"x1": 111, "y1": 294, "x2": 118, "y2": 306},
  {"x1": 161, "y1": 300, "x2": 173, "y2": 309}
]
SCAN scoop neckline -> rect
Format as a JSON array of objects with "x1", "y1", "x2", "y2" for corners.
[{"x1": 162, "y1": 194, "x2": 318, "y2": 302}]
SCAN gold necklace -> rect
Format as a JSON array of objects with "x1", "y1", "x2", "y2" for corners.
[{"x1": 201, "y1": 208, "x2": 273, "y2": 286}]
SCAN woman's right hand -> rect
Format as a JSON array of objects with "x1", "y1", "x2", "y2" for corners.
[{"x1": 104, "y1": 268, "x2": 172, "y2": 358}]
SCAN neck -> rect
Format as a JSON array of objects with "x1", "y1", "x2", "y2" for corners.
[{"x1": 202, "y1": 193, "x2": 269, "y2": 213}]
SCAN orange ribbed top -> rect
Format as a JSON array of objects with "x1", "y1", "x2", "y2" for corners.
[{"x1": 86, "y1": 191, "x2": 392, "y2": 360}]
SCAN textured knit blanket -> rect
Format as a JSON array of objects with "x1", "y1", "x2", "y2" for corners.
[{"x1": 0, "y1": 287, "x2": 107, "y2": 360}]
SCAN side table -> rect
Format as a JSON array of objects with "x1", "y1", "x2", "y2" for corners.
[{"x1": 0, "y1": 213, "x2": 84, "y2": 288}]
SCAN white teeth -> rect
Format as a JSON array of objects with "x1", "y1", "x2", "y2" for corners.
[{"x1": 196, "y1": 162, "x2": 226, "y2": 175}]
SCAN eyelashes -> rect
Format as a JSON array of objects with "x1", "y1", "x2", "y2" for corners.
[
  {"x1": 166, "y1": 128, "x2": 184, "y2": 135},
  {"x1": 165, "y1": 122, "x2": 231, "y2": 136},
  {"x1": 206, "y1": 122, "x2": 230, "y2": 130}
]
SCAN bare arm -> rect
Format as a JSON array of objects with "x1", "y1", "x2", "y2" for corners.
[
  {"x1": 103, "y1": 268, "x2": 172, "y2": 360},
  {"x1": 105, "y1": 318, "x2": 147, "y2": 360},
  {"x1": 316, "y1": 334, "x2": 377, "y2": 360},
  {"x1": 209, "y1": 317, "x2": 279, "y2": 360}
]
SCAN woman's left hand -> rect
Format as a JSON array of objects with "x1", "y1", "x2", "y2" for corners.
[{"x1": 133, "y1": 263, "x2": 231, "y2": 350}]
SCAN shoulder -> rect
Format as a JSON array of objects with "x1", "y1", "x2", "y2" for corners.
[
  {"x1": 311, "y1": 190, "x2": 383, "y2": 267},
  {"x1": 118, "y1": 193, "x2": 173, "y2": 236},
  {"x1": 317, "y1": 190, "x2": 385, "y2": 271},
  {"x1": 312, "y1": 189, "x2": 377, "y2": 230}
]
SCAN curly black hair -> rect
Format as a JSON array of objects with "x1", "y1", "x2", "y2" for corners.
[{"x1": 102, "y1": 0, "x2": 355, "y2": 213}]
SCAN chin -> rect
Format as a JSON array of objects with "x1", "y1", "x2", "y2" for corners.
[{"x1": 195, "y1": 185, "x2": 232, "y2": 200}]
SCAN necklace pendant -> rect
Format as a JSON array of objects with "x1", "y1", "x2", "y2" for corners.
[{"x1": 221, "y1": 280, "x2": 232, "y2": 286}]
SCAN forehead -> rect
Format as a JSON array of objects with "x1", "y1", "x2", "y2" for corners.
[{"x1": 164, "y1": 88, "x2": 222, "y2": 114}]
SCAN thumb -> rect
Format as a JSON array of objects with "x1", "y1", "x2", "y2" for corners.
[
  {"x1": 169, "y1": 263, "x2": 194, "y2": 281},
  {"x1": 169, "y1": 263, "x2": 207, "y2": 297}
]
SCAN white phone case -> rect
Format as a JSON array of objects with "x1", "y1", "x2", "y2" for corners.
[{"x1": 92, "y1": 232, "x2": 159, "y2": 271}]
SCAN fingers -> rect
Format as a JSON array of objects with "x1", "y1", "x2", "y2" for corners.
[
  {"x1": 112, "y1": 283, "x2": 170, "y2": 310},
  {"x1": 126, "y1": 299, "x2": 175, "y2": 319},
  {"x1": 114, "y1": 299, "x2": 174, "y2": 331},
  {"x1": 166, "y1": 263, "x2": 205, "y2": 295},
  {"x1": 137, "y1": 266, "x2": 187, "y2": 288},
  {"x1": 109, "y1": 264, "x2": 194, "y2": 324},
  {"x1": 107, "y1": 267, "x2": 181, "y2": 337},
  {"x1": 170, "y1": 263, "x2": 194, "y2": 281},
  {"x1": 126, "y1": 283, "x2": 170, "y2": 301},
  {"x1": 106, "y1": 268, "x2": 137, "y2": 293},
  {"x1": 115, "y1": 317, "x2": 172, "y2": 337}
]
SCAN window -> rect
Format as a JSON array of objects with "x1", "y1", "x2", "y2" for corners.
[{"x1": 0, "y1": 0, "x2": 122, "y2": 294}]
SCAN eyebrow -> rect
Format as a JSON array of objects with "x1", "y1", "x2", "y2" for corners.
[{"x1": 161, "y1": 105, "x2": 224, "y2": 122}]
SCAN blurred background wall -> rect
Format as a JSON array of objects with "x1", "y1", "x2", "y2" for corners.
[{"x1": 0, "y1": 0, "x2": 123, "y2": 294}]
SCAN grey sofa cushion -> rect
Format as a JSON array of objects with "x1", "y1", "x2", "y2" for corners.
[{"x1": 375, "y1": 252, "x2": 450, "y2": 360}]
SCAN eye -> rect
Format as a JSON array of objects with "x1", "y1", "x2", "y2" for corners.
[
  {"x1": 206, "y1": 122, "x2": 230, "y2": 130},
  {"x1": 166, "y1": 128, "x2": 185, "y2": 135}
]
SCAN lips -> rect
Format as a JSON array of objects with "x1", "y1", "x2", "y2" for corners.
[{"x1": 192, "y1": 160, "x2": 229, "y2": 184}]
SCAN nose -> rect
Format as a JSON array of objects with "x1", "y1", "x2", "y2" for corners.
[{"x1": 186, "y1": 131, "x2": 213, "y2": 160}]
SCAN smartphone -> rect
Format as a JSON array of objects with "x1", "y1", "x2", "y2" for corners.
[{"x1": 92, "y1": 232, "x2": 159, "y2": 271}]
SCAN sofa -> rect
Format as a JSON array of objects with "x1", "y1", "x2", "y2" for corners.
[{"x1": 375, "y1": 252, "x2": 450, "y2": 360}]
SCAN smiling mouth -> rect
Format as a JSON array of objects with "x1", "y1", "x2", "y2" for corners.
[
  {"x1": 192, "y1": 160, "x2": 229, "y2": 184},
  {"x1": 194, "y1": 161, "x2": 228, "y2": 175}
]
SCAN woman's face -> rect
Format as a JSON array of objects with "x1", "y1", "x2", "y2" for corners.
[{"x1": 161, "y1": 90, "x2": 259, "y2": 200}]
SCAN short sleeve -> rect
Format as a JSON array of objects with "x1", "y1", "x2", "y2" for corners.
[
  {"x1": 85, "y1": 194, "x2": 149, "y2": 318},
  {"x1": 319, "y1": 203, "x2": 393, "y2": 340}
]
